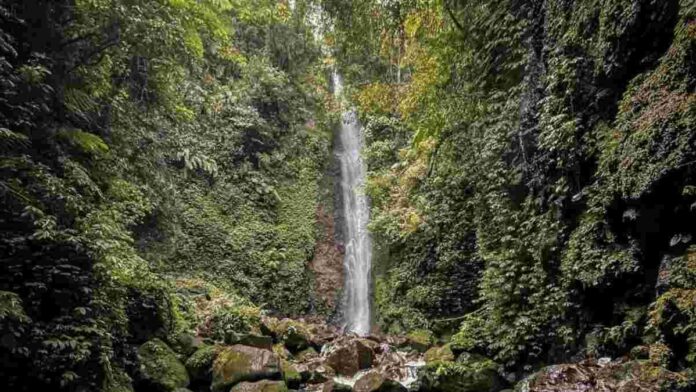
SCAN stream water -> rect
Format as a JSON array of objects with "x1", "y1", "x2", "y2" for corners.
[{"x1": 334, "y1": 72, "x2": 372, "y2": 336}]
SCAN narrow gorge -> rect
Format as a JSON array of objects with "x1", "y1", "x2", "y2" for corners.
[{"x1": 0, "y1": 1, "x2": 694, "y2": 392}]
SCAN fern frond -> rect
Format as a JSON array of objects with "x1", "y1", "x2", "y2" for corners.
[
  {"x1": 0, "y1": 128, "x2": 30, "y2": 151},
  {"x1": 176, "y1": 148, "x2": 218, "y2": 177},
  {"x1": 58, "y1": 128, "x2": 109, "y2": 154},
  {"x1": 64, "y1": 88, "x2": 98, "y2": 114}
]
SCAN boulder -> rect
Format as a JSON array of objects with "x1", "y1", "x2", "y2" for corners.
[
  {"x1": 325, "y1": 337, "x2": 376, "y2": 376},
  {"x1": 274, "y1": 318, "x2": 312, "y2": 352},
  {"x1": 404, "y1": 330, "x2": 433, "y2": 353},
  {"x1": 229, "y1": 380, "x2": 288, "y2": 392},
  {"x1": 137, "y1": 338, "x2": 190, "y2": 391},
  {"x1": 295, "y1": 346, "x2": 319, "y2": 362},
  {"x1": 353, "y1": 370, "x2": 408, "y2": 392},
  {"x1": 185, "y1": 345, "x2": 220, "y2": 382},
  {"x1": 424, "y1": 345, "x2": 455, "y2": 364},
  {"x1": 168, "y1": 332, "x2": 200, "y2": 358},
  {"x1": 211, "y1": 344, "x2": 281, "y2": 392},
  {"x1": 296, "y1": 360, "x2": 336, "y2": 384},
  {"x1": 227, "y1": 332, "x2": 274, "y2": 350}
]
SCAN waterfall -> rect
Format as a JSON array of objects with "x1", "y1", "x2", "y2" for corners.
[{"x1": 333, "y1": 72, "x2": 372, "y2": 336}]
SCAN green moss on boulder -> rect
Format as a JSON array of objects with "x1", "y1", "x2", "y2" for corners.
[
  {"x1": 274, "y1": 319, "x2": 312, "y2": 352},
  {"x1": 137, "y1": 338, "x2": 190, "y2": 391},
  {"x1": 424, "y1": 345, "x2": 455, "y2": 364},
  {"x1": 405, "y1": 329, "x2": 434, "y2": 352},
  {"x1": 211, "y1": 344, "x2": 281, "y2": 392}
]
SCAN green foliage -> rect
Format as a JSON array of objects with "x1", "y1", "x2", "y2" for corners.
[
  {"x1": 0, "y1": 0, "x2": 333, "y2": 389},
  {"x1": 331, "y1": 0, "x2": 695, "y2": 382}
]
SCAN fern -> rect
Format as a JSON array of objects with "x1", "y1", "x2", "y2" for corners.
[
  {"x1": 64, "y1": 88, "x2": 98, "y2": 114},
  {"x1": 58, "y1": 129, "x2": 109, "y2": 154},
  {"x1": 176, "y1": 148, "x2": 218, "y2": 177},
  {"x1": 0, "y1": 128, "x2": 30, "y2": 151}
]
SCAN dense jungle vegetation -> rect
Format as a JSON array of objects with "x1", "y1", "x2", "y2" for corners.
[{"x1": 1, "y1": 0, "x2": 695, "y2": 391}]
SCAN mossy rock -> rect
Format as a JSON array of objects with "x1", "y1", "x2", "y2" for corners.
[
  {"x1": 274, "y1": 319, "x2": 312, "y2": 352},
  {"x1": 185, "y1": 345, "x2": 221, "y2": 382},
  {"x1": 229, "y1": 380, "x2": 288, "y2": 392},
  {"x1": 353, "y1": 370, "x2": 407, "y2": 392},
  {"x1": 405, "y1": 329, "x2": 434, "y2": 352},
  {"x1": 137, "y1": 338, "x2": 190, "y2": 391},
  {"x1": 424, "y1": 345, "x2": 455, "y2": 364},
  {"x1": 211, "y1": 344, "x2": 281, "y2": 392},
  {"x1": 227, "y1": 332, "x2": 274, "y2": 350},
  {"x1": 281, "y1": 360, "x2": 301, "y2": 389},
  {"x1": 168, "y1": 332, "x2": 199, "y2": 357},
  {"x1": 294, "y1": 346, "x2": 319, "y2": 362}
]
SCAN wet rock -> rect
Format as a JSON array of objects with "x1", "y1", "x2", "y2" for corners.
[
  {"x1": 373, "y1": 349, "x2": 423, "y2": 386},
  {"x1": 324, "y1": 337, "x2": 376, "y2": 376},
  {"x1": 211, "y1": 344, "x2": 281, "y2": 392},
  {"x1": 229, "y1": 380, "x2": 288, "y2": 392},
  {"x1": 137, "y1": 338, "x2": 190, "y2": 391},
  {"x1": 353, "y1": 370, "x2": 408, "y2": 392}
]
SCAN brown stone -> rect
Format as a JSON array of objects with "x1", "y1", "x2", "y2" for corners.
[
  {"x1": 325, "y1": 337, "x2": 376, "y2": 377},
  {"x1": 211, "y1": 345, "x2": 281, "y2": 392},
  {"x1": 353, "y1": 370, "x2": 407, "y2": 392}
]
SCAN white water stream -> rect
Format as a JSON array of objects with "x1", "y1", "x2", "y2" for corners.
[{"x1": 334, "y1": 72, "x2": 372, "y2": 336}]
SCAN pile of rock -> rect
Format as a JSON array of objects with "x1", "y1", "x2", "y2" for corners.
[{"x1": 132, "y1": 316, "x2": 506, "y2": 392}]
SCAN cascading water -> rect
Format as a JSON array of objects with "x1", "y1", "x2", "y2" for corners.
[{"x1": 333, "y1": 72, "x2": 372, "y2": 336}]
